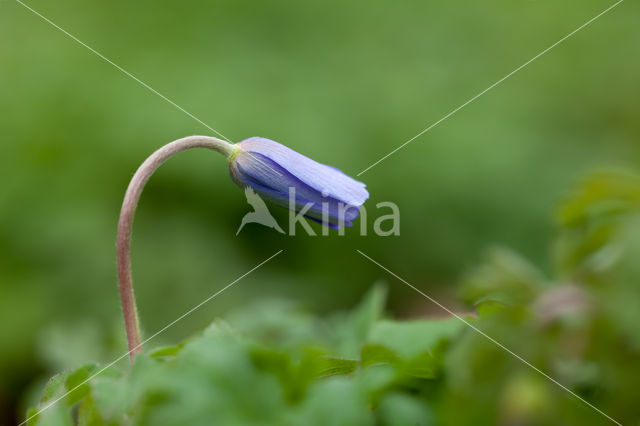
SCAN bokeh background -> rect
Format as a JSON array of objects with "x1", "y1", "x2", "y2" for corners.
[{"x1": 1, "y1": 0, "x2": 638, "y2": 423}]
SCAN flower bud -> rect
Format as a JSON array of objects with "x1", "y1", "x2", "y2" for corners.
[{"x1": 229, "y1": 137, "x2": 369, "y2": 227}]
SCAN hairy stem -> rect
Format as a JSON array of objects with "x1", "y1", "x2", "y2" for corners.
[{"x1": 116, "y1": 135, "x2": 236, "y2": 361}]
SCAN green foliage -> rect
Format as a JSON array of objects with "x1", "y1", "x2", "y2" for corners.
[
  {"x1": 26, "y1": 171, "x2": 640, "y2": 425},
  {"x1": 443, "y1": 171, "x2": 640, "y2": 425},
  {"x1": 28, "y1": 286, "x2": 461, "y2": 426}
]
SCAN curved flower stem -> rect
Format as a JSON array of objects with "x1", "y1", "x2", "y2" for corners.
[{"x1": 116, "y1": 135, "x2": 236, "y2": 361}]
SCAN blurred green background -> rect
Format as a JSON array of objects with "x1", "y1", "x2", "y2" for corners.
[{"x1": 1, "y1": 0, "x2": 638, "y2": 423}]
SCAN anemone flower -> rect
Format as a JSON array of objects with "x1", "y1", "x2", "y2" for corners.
[
  {"x1": 229, "y1": 137, "x2": 369, "y2": 227},
  {"x1": 116, "y1": 135, "x2": 368, "y2": 360}
]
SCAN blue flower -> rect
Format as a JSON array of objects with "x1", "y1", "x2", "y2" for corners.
[{"x1": 228, "y1": 137, "x2": 369, "y2": 228}]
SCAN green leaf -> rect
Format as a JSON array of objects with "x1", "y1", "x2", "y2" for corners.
[
  {"x1": 291, "y1": 377, "x2": 374, "y2": 425},
  {"x1": 77, "y1": 394, "x2": 104, "y2": 426},
  {"x1": 332, "y1": 283, "x2": 387, "y2": 358},
  {"x1": 558, "y1": 171, "x2": 640, "y2": 228},
  {"x1": 250, "y1": 346, "x2": 354, "y2": 403},
  {"x1": 27, "y1": 380, "x2": 74, "y2": 426},
  {"x1": 460, "y1": 246, "x2": 545, "y2": 306},
  {"x1": 40, "y1": 372, "x2": 70, "y2": 404},
  {"x1": 64, "y1": 364, "x2": 99, "y2": 406},
  {"x1": 367, "y1": 318, "x2": 463, "y2": 360},
  {"x1": 348, "y1": 283, "x2": 387, "y2": 341},
  {"x1": 317, "y1": 357, "x2": 358, "y2": 377},
  {"x1": 90, "y1": 376, "x2": 131, "y2": 423},
  {"x1": 376, "y1": 393, "x2": 435, "y2": 426},
  {"x1": 361, "y1": 344, "x2": 399, "y2": 367},
  {"x1": 555, "y1": 171, "x2": 640, "y2": 276},
  {"x1": 148, "y1": 344, "x2": 182, "y2": 358},
  {"x1": 26, "y1": 371, "x2": 75, "y2": 426},
  {"x1": 25, "y1": 408, "x2": 39, "y2": 426},
  {"x1": 402, "y1": 352, "x2": 439, "y2": 379}
]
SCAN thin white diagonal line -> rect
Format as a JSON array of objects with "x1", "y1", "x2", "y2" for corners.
[
  {"x1": 14, "y1": 0, "x2": 285, "y2": 177},
  {"x1": 356, "y1": 250, "x2": 622, "y2": 426},
  {"x1": 14, "y1": 0, "x2": 232, "y2": 143},
  {"x1": 357, "y1": 0, "x2": 624, "y2": 176},
  {"x1": 20, "y1": 249, "x2": 283, "y2": 426}
]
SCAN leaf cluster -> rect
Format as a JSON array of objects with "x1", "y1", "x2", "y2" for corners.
[{"x1": 28, "y1": 171, "x2": 640, "y2": 425}]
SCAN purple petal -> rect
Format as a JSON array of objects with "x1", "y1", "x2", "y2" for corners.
[{"x1": 238, "y1": 137, "x2": 369, "y2": 206}]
